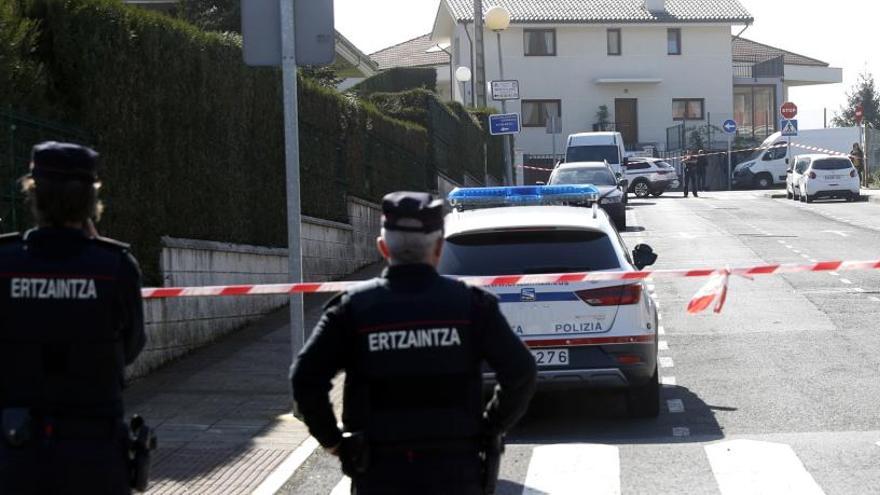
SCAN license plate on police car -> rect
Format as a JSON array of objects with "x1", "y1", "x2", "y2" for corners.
[{"x1": 530, "y1": 348, "x2": 569, "y2": 367}]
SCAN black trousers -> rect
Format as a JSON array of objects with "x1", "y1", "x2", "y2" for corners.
[
  {"x1": 0, "y1": 432, "x2": 130, "y2": 494},
  {"x1": 352, "y1": 451, "x2": 482, "y2": 495},
  {"x1": 683, "y1": 169, "x2": 699, "y2": 197}
]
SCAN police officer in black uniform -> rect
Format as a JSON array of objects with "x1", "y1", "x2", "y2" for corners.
[
  {"x1": 290, "y1": 191, "x2": 537, "y2": 495},
  {"x1": 0, "y1": 142, "x2": 146, "y2": 494}
]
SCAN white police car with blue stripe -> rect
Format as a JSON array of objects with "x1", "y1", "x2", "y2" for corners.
[{"x1": 438, "y1": 185, "x2": 661, "y2": 417}]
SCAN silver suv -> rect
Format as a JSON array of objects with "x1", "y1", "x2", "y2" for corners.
[{"x1": 624, "y1": 158, "x2": 679, "y2": 198}]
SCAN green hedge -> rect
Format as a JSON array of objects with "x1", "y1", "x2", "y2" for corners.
[
  {"x1": 351, "y1": 67, "x2": 437, "y2": 97},
  {"x1": 19, "y1": 0, "x2": 427, "y2": 283}
]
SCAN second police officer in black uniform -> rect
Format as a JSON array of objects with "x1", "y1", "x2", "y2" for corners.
[
  {"x1": 291, "y1": 191, "x2": 537, "y2": 494},
  {"x1": 0, "y1": 142, "x2": 148, "y2": 494}
]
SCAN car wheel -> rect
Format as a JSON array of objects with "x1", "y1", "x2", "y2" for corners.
[
  {"x1": 633, "y1": 180, "x2": 650, "y2": 198},
  {"x1": 754, "y1": 173, "x2": 773, "y2": 189},
  {"x1": 626, "y1": 367, "x2": 660, "y2": 418},
  {"x1": 805, "y1": 194, "x2": 813, "y2": 203},
  {"x1": 852, "y1": 193, "x2": 861, "y2": 202},
  {"x1": 786, "y1": 188, "x2": 793, "y2": 200}
]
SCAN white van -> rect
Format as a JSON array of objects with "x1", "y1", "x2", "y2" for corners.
[
  {"x1": 565, "y1": 132, "x2": 628, "y2": 176},
  {"x1": 732, "y1": 127, "x2": 860, "y2": 189}
]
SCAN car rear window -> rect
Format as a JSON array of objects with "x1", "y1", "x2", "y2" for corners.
[
  {"x1": 438, "y1": 229, "x2": 621, "y2": 276},
  {"x1": 549, "y1": 168, "x2": 617, "y2": 185},
  {"x1": 812, "y1": 158, "x2": 852, "y2": 170},
  {"x1": 565, "y1": 145, "x2": 619, "y2": 164},
  {"x1": 656, "y1": 161, "x2": 674, "y2": 169}
]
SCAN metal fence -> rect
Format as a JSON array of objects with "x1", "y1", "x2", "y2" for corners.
[
  {"x1": 733, "y1": 55, "x2": 785, "y2": 79},
  {"x1": 866, "y1": 126, "x2": 880, "y2": 185},
  {"x1": 0, "y1": 109, "x2": 92, "y2": 233}
]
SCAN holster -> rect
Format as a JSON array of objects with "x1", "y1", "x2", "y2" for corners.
[
  {"x1": 128, "y1": 415, "x2": 157, "y2": 492},
  {"x1": 1, "y1": 408, "x2": 33, "y2": 448},
  {"x1": 480, "y1": 434, "x2": 504, "y2": 495},
  {"x1": 339, "y1": 431, "x2": 370, "y2": 477}
]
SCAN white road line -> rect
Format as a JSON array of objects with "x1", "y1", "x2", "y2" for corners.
[
  {"x1": 854, "y1": 288, "x2": 866, "y2": 293},
  {"x1": 667, "y1": 399, "x2": 685, "y2": 413},
  {"x1": 792, "y1": 250, "x2": 802, "y2": 254},
  {"x1": 801, "y1": 254, "x2": 811, "y2": 259},
  {"x1": 870, "y1": 297, "x2": 880, "y2": 303},
  {"x1": 828, "y1": 272, "x2": 839, "y2": 276},
  {"x1": 251, "y1": 436, "x2": 319, "y2": 495},
  {"x1": 659, "y1": 356, "x2": 675, "y2": 368},
  {"x1": 522, "y1": 444, "x2": 620, "y2": 495},
  {"x1": 672, "y1": 427, "x2": 690, "y2": 437},
  {"x1": 658, "y1": 340, "x2": 669, "y2": 350},
  {"x1": 658, "y1": 326, "x2": 666, "y2": 335},
  {"x1": 840, "y1": 279, "x2": 853, "y2": 285},
  {"x1": 330, "y1": 477, "x2": 351, "y2": 495},
  {"x1": 705, "y1": 439, "x2": 825, "y2": 495},
  {"x1": 809, "y1": 259, "x2": 818, "y2": 263},
  {"x1": 658, "y1": 313, "x2": 663, "y2": 321},
  {"x1": 777, "y1": 240, "x2": 786, "y2": 244},
  {"x1": 660, "y1": 376, "x2": 676, "y2": 386}
]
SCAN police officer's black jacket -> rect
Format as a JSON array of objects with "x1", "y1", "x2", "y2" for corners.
[
  {"x1": 0, "y1": 228, "x2": 146, "y2": 419},
  {"x1": 290, "y1": 263, "x2": 537, "y2": 449}
]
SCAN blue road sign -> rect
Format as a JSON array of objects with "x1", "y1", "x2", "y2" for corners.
[
  {"x1": 489, "y1": 113, "x2": 521, "y2": 135},
  {"x1": 781, "y1": 119, "x2": 798, "y2": 137},
  {"x1": 722, "y1": 119, "x2": 737, "y2": 134}
]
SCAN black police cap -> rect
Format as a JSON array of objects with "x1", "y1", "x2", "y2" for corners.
[
  {"x1": 382, "y1": 191, "x2": 445, "y2": 233},
  {"x1": 29, "y1": 141, "x2": 99, "y2": 182}
]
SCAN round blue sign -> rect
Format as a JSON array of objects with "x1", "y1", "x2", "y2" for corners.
[{"x1": 722, "y1": 119, "x2": 737, "y2": 134}]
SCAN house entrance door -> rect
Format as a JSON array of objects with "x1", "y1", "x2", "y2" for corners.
[{"x1": 615, "y1": 98, "x2": 638, "y2": 148}]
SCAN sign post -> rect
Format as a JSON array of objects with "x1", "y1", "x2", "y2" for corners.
[
  {"x1": 781, "y1": 102, "x2": 798, "y2": 171},
  {"x1": 546, "y1": 115, "x2": 562, "y2": 162},
  {"x1": 722, "y1": 119, "x2": 737, "y2": 190}
]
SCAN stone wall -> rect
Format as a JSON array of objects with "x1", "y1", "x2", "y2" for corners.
[{"x1": 128, "y1": 197, "x2": 383, "y2": 379}]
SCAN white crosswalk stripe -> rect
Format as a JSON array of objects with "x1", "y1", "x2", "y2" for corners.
[
  {"x1": 705, "y1": 439, "x2": 825, "y2": 495},
  {"x1": 329, "y1": 477, "x2": 351, "y2": 495},
  {"x1": 522, "y1": 444, "x2": 620, "y2": 495}
]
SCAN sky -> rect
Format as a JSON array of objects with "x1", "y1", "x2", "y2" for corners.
[{"x1": 333, "y1": 0, "x2": 878, "y2": 129}]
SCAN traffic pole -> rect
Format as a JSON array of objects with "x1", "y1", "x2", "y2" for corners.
[
  {"x1": 727, "y1": 135, "x2": 732, "y2": 191},
  {"x1": 279, "y1": 0, "x2": 305, "y2": 358}
]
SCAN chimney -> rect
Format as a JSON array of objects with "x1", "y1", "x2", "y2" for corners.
[{"x1": 644, "y1": 0, "x2": 666, "y2": 14}]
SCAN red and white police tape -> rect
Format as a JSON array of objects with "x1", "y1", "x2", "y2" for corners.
[{"x1": 141, "y1": 259, "x2": 880, "y2": 315}]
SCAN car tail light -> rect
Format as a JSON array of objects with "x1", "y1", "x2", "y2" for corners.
[
  {"x1": 809, "y1": 171, "x2": 816, "y2": 179},
  {"x1": 614, "y1": 354, "x2": 643, "y2": 365},
  {"x1": 851, "y1": 169, "x2": 857, "y2": 178},
  {"x1": 575, "y1": 285, "x2": 641, "y2": 306}
]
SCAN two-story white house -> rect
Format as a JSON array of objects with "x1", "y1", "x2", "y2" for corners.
[{"x1": 429, "y1": 0, "x2": 842, "y2": 158}]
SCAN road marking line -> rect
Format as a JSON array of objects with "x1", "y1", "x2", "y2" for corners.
[
  {"x1": 840, "y1": 279, "x2": 853, "y2": 285},
  {"x1": 658, "y1": 313, "x2": 663, "y2": 320},
  {"x1": 870, "y1": 297, "x2": 880, "y2": 303},
  {"x1": 659, "y1": 356, "x2": 674, "y2": 368},
  {"x1": 800, "y1": 254, "x2": 810, "y2": 259},
  {"x1": 672, "y1": 427, "x2": 690, "y2": 437},
  {"x1": 854, "y1": 288, "x2": 865, "y2": 293},
  {"x1": 667, "y1": 399, "x2": 685, "y2": 413},
  {"x1": 777, "y1": 240, "x2": 786, "y2": 244},
  {"x1": 809, "y1": 259, "x2": 818, "y2": 263},
  {"x1": 659, "y1": 341, "x2": 669, "y2": 350},
  {"x1": 251, "y1": 436, "x2": 319, "y2": 495},
  {"x1": 792, "y1": 250, "x2": 802, "y2": 254},
  {"x1": 522, "y1": 444, "x2": 620, "y2": 495},
  {"x1": 661, "y1": 376, "x2": 676, "y2": 386},
  {"x1": 658, "y1": 326, "x2": 666, "y2": 335},
  {"x1": 330, "y1": 477, "x2": 351, "y2": 495},
  {"x1": 829, "y1": 272, "x2": 839, "y2": 276},
  {"x1": 705, "y1": 439, "x2": 825, "y2": 495}
]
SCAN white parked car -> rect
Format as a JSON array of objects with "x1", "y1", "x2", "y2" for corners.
[
  {"x1": 788, "y1": 154, "x2": 860, "y2": 203},
  {"x1": 440, "y1": 185, "x2": 661, "y2": 417},
  {"x1": 624, "y1": 157, "x2": 680, "y2": 198}
]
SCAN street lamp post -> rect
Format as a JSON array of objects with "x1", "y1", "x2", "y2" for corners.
[{"x1": 484, "y1": 6, "x2": 512, "y2": 184}]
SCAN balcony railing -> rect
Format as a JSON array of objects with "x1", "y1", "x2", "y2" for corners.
[{"x1": 734, "y1": 55, "x2": 784, "y2": 79}]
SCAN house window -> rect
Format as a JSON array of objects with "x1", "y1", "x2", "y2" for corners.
[
  {"x1": 522, "y1": 99, "x2": 561, "y2": 127},
  {"x1": 607, "y1": 29, "x2": 621, "y2": 56},
  {"x1": 524, "y1": 29, "x2": 556, "y2": 56},
  {"x1": 667, "y1": 29, "x2": 681, "y2": 55},
  {"x1": 672, "y1": 98, "x2": 704, "y2": 120},
  {"x1": 734, "y1": 85, "x2": 777, "y2": 141}
]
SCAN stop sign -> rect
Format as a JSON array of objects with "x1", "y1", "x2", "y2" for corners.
[{"x1": 781, "y1": 102, "x2": 798, "y2": 119}]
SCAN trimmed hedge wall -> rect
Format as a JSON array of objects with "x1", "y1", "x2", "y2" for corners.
[
  {"x1": 22, "y1": 0, "x2": 427, "y2": 283},
  {"x1": 351, "y1": 67, "x2": 437, "y2": 96}
]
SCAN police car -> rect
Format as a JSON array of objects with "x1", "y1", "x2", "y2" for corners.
[{"x1": 438, "y1": 185, "x2": 661, "y2": 417}]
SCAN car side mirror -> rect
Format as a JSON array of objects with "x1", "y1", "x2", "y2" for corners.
[
  {"x1": 633, "y1": 244, "x2": 657, "y2": 270},
  {"x1": 786, "y1": 168, "x2": 792, "y2": 174},
  {"x1": 623, "y1": 157, "x2": 630, "y2": 166},
  {"x1": 619, "y1": 178, "x2": 629, "y2": 189}
]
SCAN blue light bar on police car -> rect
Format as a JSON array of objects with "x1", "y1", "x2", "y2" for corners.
[{"x1": 448, "y1": 184, "x2": 600, "y2": 209}]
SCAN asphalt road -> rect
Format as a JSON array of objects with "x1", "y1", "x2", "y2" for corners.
[{"x1": 281, "y1": 191, "x2": 880, "y2": 495}]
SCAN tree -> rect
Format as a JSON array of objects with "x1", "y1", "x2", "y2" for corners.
[
  {"x1": 299, "y1": 66, "x2": 342, "y2": 89},
  {"x1": 176, "y1": 0, "x2": 241, "y2": 33},
  {"x1": 0, "y1": 1, "x2": 46, "y2": 110},
  {"x1": 832, "y1": 71, "x2": 880, "y2": 128}
]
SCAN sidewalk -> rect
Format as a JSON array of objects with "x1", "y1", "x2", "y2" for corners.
[
  {"x1": 763, "y1": 188, "x2": 880, "y2": 203},
  {"x1": 126, "y1": 263, "x2": 383, "y2": 495}
]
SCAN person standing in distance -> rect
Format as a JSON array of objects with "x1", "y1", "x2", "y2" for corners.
[
  {"x1": 682, "y1": 149, "x2": 699, "y2": 198},
  {"x1": 0, "y1": 142, "x2": 146, "y2": 494},
  {"x1": 290, "y1": 191, "x2": 537, "y2": 495}
]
